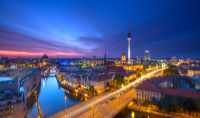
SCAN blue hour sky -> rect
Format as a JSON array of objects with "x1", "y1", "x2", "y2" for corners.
[{"x1": 0, "y1": 0, "x2": 200, "y2": 58}]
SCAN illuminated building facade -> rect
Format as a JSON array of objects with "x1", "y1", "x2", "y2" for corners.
[
  {"x1": 123, "y1": 64, "x2": 144, "y2": 71},
  {"x1": 144, "y1": 50, "x2": 150, "y2": 61},
  {"x1": 121, "y1": 52, "x2": 126, "y2": 64}
]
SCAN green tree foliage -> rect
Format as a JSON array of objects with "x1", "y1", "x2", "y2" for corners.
[{"x1": 113, "y1": 73, "x2": 124, "y2": 88}]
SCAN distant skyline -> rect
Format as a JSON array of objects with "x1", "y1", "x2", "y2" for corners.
[{"x1": 0, "y1": 0, "x2": 200, "y2": 58}]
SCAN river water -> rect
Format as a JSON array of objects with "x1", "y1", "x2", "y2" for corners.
[{"x1": 27, "y1": 75, "x2": 80, "y2": 118}]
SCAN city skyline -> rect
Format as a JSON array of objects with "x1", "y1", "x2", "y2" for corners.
[
  {"x1": 0, "y1": 0, "x2": 200, "y2": 58},
  {"x1": 1, "y1": 1, "x2": 200, "y2": 118}
]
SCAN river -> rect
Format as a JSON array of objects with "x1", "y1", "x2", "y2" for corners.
[
  {"x1": 27, "y1": 75, "x2": 80, "y2": 118},
  {"x1": 115, "y1": 108, "x2": 167, "y2": 118}
]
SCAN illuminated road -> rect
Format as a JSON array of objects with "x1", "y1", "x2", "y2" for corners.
[
  {"x1": 50, "y1": 67, "x2": 167, "y2": 118},
  {"x1": 76, "y1": 89, "x2": 136, "y2": 118}
]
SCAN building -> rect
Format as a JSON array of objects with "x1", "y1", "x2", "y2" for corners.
[
  {"x1": 136, "y1": 88, "x2": 161, "y2": 102},
  {"x1": 187, "y1": 66, "x2": 200, "y2": 77},
  {"x1": 123, "y1": 64, "x2": 144, "y2": 71},
  {"x1": 136, "y1": 56, "x2": 141, "y2": 64},
  {"x1": 135, "y1": 77, "x2": 200, "y2": 102},
  {"x1": 39, "y1": 54, "x2": 49, "y2": 67},
  {"x1": 120, "y1": 52, "x2": 126, "y2": 64},
  {"x1": 81, "y1": 58, "x2": 105, "y2": 67},
  {"x1": 144, "y1": 50, "x2": 151, "y2": 62},
  {"x1": 169, "y1": 56, "x2": 178, "y2": 65},
  {"x1": 0, "y1": 63, "x2": 5, "y2": 70}
]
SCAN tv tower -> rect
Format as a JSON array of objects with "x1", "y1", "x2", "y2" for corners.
[{"x1": 127, "y1": 32, "x2": 132, "y2": 65}]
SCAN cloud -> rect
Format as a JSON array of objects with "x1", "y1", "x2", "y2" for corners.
[
  {"x1": 77, "y1": 33, "x2": 129, "y2": 57},
  {"x1": 0, "y1": 28, "x2": 85, "y2": 57}
]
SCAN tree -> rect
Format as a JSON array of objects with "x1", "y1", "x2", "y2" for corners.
[
  {"x1": 88, "y1": 85, "x2": 97, "y2": 96},
  {"x1": 113, "y1": 73, "x2": 124, "y2": 88}
]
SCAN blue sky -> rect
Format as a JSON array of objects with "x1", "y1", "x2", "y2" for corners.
[{"x1": 0, "y1": 0, "x2": 200, "y2": 58}]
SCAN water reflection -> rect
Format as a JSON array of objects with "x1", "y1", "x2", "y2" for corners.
[
  {"x1": 27, "y1": 75, "x2": 80, "y2": 118},
  {"x1": 115, "y1": 108, "x2": 166, "y2": 118},
  {"x1": 131, "y1": 111, "x2": 135, "y2": 118}
]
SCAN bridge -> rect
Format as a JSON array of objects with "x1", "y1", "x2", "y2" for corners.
[{"x1": 50, "y1": 67, "x2": 167, "y2": 118}]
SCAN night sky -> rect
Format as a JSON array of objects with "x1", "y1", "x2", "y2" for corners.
[{"x1": 0, "y1": 0, "x2": 200, "y2": 58}]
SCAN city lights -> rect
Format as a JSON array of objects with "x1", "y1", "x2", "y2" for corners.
[{"x1": 0, "y1": 0, "x2": 200, "y2": 118}]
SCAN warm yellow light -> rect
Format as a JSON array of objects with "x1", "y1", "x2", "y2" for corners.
[
  {"x1": 121, "y1": 84, "x2": 124, "y2": 88},
  {"x1": 131, "y1": 111, "x2": 135, "y2": 118},
  {"x1": 84, "y1": 93, "x2": 88, "y2": 97},
  {"x1": 75, "y1": 89, "x2": 78, "y2": 93},
  {"x1": 128, "y1": 101, "x2": 133, "y2": 107}
]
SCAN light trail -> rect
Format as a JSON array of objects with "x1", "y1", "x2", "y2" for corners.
[{"x1": 63, "y1": 67, "x2": 167, "y2": 118}]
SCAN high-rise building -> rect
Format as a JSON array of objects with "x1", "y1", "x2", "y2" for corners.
[
  {"x1": 144, "y1": 50, "x2": 151, "y2": 61},
  {"x1": 127, "y1": 32, "x2": 132, "y2": 64},
  {"x1": 136, "y1": 56, "x2": 141, "y2": 64}
]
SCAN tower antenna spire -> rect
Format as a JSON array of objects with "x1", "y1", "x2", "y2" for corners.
[{"x1": 127, "y1": 32, "x2": 132, "y2": 65}]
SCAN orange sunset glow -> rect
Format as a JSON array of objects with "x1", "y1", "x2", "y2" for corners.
[{"x1": 0, "y1": 50, "x2": 82, "y2": 57}]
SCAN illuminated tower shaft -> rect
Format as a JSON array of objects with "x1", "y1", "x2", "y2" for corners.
[{"x1": 128, "y1": 33, "x2": 132, "y2": 64}]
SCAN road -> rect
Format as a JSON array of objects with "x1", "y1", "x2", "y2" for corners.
[
  {"x1": 75, "y1": 89, "x2": 136, "y2": 118},
  {"x1": 50, "y1": 67, "x2": 167, "y2": 118}
]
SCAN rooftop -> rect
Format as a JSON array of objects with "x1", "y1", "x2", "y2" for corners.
[{"x1": 136, "y1": 76, "x2": 200, "y2": 98}]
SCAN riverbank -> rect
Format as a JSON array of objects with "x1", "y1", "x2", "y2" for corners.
[{"x1": 56, "y1": 73, "x2": 92, "y2": 101}]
